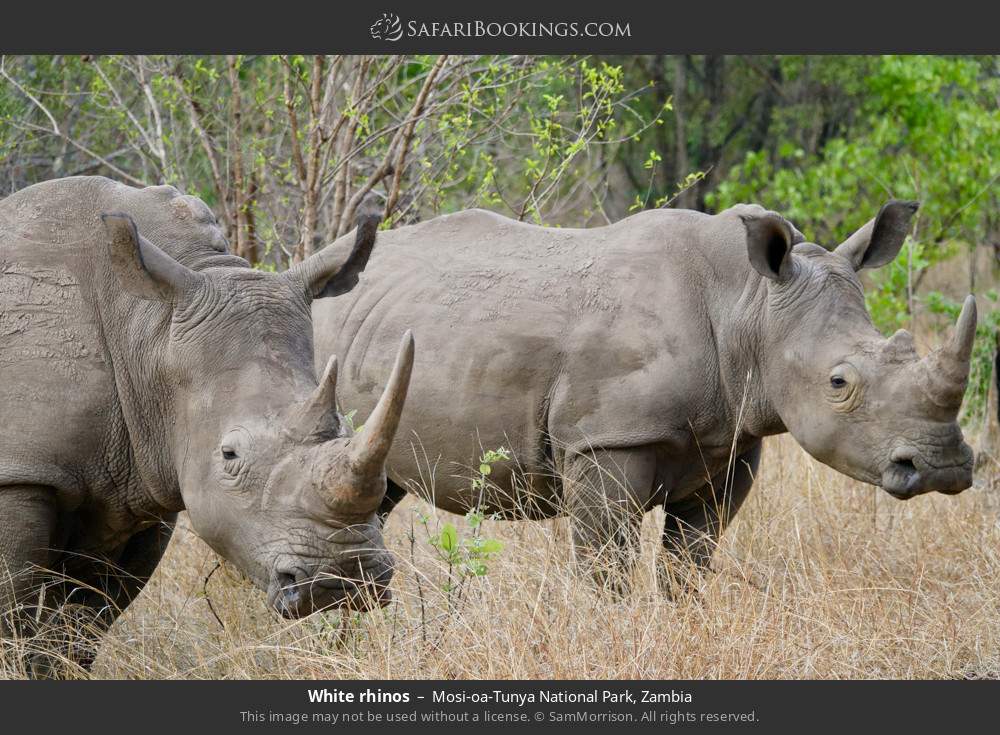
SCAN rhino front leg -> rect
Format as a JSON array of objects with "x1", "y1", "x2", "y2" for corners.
[
  {"x1": 29, "y1": 517, "x2": 176, "y2": 677},
  {"x1": 562, "y1": 447, "x2": 657, "y2": 593},
  {"x1": 662, "y1": 442, "x2": 761, "y2": 576}
]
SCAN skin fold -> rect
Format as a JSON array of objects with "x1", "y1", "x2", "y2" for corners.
[{"x1": 313, "y1": 201, "x2": 976, "y2": 586}]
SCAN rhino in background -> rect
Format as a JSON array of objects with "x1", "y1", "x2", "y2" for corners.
[
  {"x1": 313, "y1": 200, "x2": 976, "y2": 584},
  {"x1": 0, "y1": 177, "x2": 412, "y2": 675}
]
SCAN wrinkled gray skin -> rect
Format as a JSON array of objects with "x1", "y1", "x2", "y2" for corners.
[
  {"x1": 313, "y1": 201, "x2": 976, "y2": 583},
  {"x1": 0, "y1": 176, "x2": 414, "y2": 674}
]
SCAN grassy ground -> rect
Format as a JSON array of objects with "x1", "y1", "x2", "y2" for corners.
[{"x1": 4, "y1": 425, "x2": 996, "y2": 680}]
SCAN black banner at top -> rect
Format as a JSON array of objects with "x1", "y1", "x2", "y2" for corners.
[{"x1": 0, "y1": 1, "x2": 998, "y2": 53}]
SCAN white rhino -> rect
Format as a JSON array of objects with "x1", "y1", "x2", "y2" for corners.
[
  {"x1": 0, "y1": 176, "x2": 412, "y2": 674},
  {"x1": 313, "y1": 201, "x2": 976, "y2": 583}
]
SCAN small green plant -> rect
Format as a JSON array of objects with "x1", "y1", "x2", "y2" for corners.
[
  {"x1": 411, "y1": 446, "x2": 509, "y2": 616},
  {"x1": 427, "y1": 513, "x2": 504, "y2": 582},
  {"x1": 471, "y1": 446, "x2": 512, "y2": 496}
]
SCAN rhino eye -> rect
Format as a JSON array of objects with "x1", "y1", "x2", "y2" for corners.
[
  {"x1": 830, "y1": 375, "x2": 848, "y2": 389},
  {"x1": 221, "y1": 447, "x2": 239, "y2": 461}
]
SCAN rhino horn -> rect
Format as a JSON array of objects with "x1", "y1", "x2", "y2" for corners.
[
  {"x1": 288, "y1": 355, "x2": 340, "y2": 441},
  {"x1": 348, "y1": 331, "x2": 414, "y2": 479},
  {"x1": 920, "y1": 295, "x2": 977, "y2": 410}
]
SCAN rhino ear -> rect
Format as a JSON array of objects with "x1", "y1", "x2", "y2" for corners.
[
  {"x1": 102, "y1": 212, "x2": 203, "y2": 302},
  {"x1": 285, "y1": 193, "x2": 382, "y2": 300},
  {"x1": 743, "y1": 213, "x2": 796, "y2": 282},
  {"x1": 834, "y1": 200, "x2": 918, "y2": 271}
]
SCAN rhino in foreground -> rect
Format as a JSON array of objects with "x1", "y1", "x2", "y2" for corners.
[
  {"x1": 0, "y1": 176, "x2": 412, "y2": 674},
  {"x1": 313, "y1": 201, "x2": 976, "y2": 583}
]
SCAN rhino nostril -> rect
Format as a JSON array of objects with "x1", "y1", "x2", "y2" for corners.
[
  {"x1": 892, "y1": 458, "x2": 917, "y2": 473},
  {"x1": 889, "y1": 447, "x2": 919, "y2": 471},
  {"x1": 275, "y1": 571, "x2": 305, "y2": 612}
]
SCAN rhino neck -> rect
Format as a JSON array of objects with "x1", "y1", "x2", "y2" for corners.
[
  {"x1": 94, "y1": 286, "x2": 188, "y2": 516},
  {"x1": 708, "y1": 259, "x2": 786, "y2": 440}
]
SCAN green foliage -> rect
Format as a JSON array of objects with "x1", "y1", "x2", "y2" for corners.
[
  {"x1": 1, "y1": 55, "x2": 668, "y2": 267},
  {"x1": 711, "y1": 56, "x2": 997, "y2": 240},
  {"x1": 709, "y1": 55, "x2": 998, "y2": 337},
  {"x1": 863, "y1": 237, "x2": 933, "y2": 334},
  {"x1": 430, "y1": 57, "x2": 666, "y2": 223},
  {"x1": 427, "y1": 513, "x2": 504, "y2": 580}
]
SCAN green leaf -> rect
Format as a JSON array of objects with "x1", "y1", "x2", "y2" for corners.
[
  {"x1": 479, "y1": 539, "x2": 504, "y2": 555},
  {"x1": 438, "y1": 523, "x2": 457, "y2": 553}
]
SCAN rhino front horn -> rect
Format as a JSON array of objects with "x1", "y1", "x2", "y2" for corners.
[
  {"x1": 948, "y1": 294, "x2": 978, "y2": 365},
  {"x1": 922, "y1": 295, "x2": 977, "y2": 410},
  {"x1": 349, "y1": 331, "x2": 415, "y2": 478}
]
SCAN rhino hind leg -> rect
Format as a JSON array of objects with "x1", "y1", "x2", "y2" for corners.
[
  {"x1": 661, "y1": 442, "x2": 761, "y2": 585},
  {"x1": 561, "y1": 446, "x2": 657, "y2": 594}
]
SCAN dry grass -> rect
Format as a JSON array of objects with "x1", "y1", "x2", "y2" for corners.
[{"x1": 4, "y1": 427, "x2": 999, "y2": 680}]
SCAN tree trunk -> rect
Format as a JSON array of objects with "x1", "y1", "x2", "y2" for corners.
[
  {"x1": 227, "y1": 55, "x2": 255, "y2": 264},
  {"x1": 672, "y1": 55, "x2": 693, "y2": 210}
]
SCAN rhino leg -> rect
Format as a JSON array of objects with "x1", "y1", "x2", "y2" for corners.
[
  {"x1": 0, "y1": 486, "x2": 59, "y2": 632},
  {"x1": 24, "y1": 517, "x2": 176, "y2": 678},
  {"x1": 562, "y1": 447, "x2": 657, "y2": 594},
  {"x1": 0, "y1": 486, "x2": 60, "y2": 676},
  {"x1": 661, "y1": 442, "x2": 761, "y2": 578}
]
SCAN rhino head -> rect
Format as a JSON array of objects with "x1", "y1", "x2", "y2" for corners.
[
  {"x1": 744, "y1": 200, "x2": 976, "y2": 499},
  {"x1": 100, "y1": 205, "x2": 409, "y2": 617}
]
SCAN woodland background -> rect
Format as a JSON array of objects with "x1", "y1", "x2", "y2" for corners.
[{"x1": 1, "y1": 54, "x2": 997, "y2": 417}]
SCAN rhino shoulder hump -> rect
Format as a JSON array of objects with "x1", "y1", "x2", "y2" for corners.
[{"x1": 432, "y1": 208, "x2": 515, "y2": 231}]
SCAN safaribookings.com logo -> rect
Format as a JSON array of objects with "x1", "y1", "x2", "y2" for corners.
[
  {"x1": 370, "y1": 13, "x2": 404, "y2": 41},
  {"x1": 369, "y1": 14, "x2": 631, "y2": 41}
]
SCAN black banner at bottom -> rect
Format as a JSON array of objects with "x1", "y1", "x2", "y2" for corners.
[{"x1": 0, "y1": 679, "x2": 995, "y2": 732}]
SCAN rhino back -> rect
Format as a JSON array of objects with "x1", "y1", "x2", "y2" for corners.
[{"x1": 315, "y1": 208, "x2": 727, "y2": 511}]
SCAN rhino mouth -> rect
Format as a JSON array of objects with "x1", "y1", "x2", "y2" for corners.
[
  {"x1": 880, "y1": 446, "x2": 974, "y2": 499},
  {"x1": 268, "y1": 564, "x2": 393, "y2": 618}
]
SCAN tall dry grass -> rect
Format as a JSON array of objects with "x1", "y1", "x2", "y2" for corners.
[{"x1": 3, "y1": 426, "x2": 998, "y2": 680}]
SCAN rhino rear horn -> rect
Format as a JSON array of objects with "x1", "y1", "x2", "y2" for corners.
[
  {"x1": 102, "y1": 212, "x2": 204, "y2": 302},
  {"x1": 285, "y1": 192, "x2": 383, "y2": 300},
  {"x1": 348, "y1": 331, "x2": 415, "y2": 479},
  {"x1": 288, "y1": 355, "x2": 341, "y2": 442}
]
